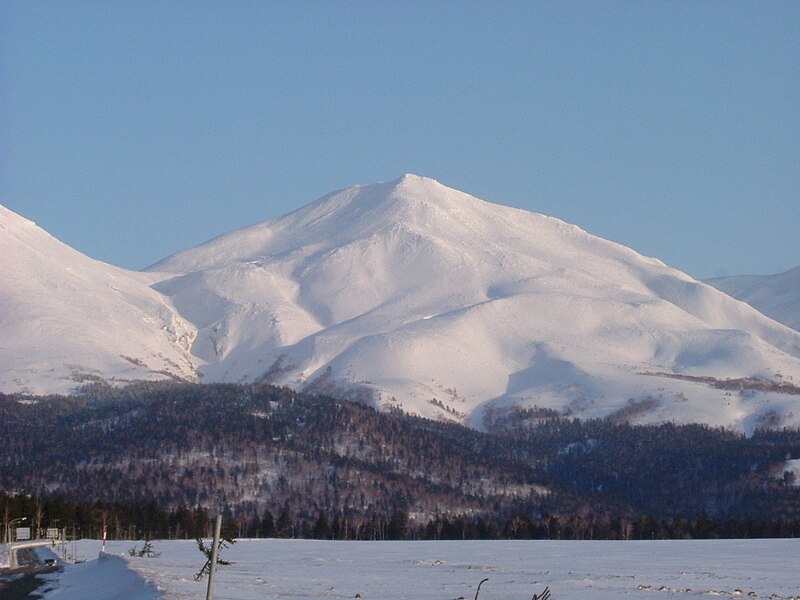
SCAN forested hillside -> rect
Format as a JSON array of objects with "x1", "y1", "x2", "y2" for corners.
[{"x1": 2, "y1": 383, "x2": 800, "y2": 540}]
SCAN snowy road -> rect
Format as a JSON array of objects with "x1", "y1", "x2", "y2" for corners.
[{"x1": 39, "y1": 538, "x2": 800, "y2": 600}]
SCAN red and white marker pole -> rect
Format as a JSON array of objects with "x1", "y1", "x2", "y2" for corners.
[{"x1": 102, "y1": 524, "x2": 108, "y2": 552}]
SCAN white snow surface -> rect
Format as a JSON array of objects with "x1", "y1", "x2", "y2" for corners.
[
  {"x1": 38, "y1": 550, "x2": 160, "y2": 599},
  {"x1": 40, "y1": 538, "x2": 800, "y2": 600},
  {"x1": 0, "y1": 204, "x2": 200, "y2": 395},
  {"x1": 5, "y1": 174, "x2": 800, "y2": 431},
  {"x1": 146, "y1": 174, "x2": 800, "y2": 431},
  {"x1": 708, "y1": 267, "x2": 800, "y2": 332}
]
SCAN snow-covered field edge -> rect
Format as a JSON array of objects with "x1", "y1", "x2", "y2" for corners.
[{"x1": 40, "y1": 538, "x2": 800, "y2": 600}]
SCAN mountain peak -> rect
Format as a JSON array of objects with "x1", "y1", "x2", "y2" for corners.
[
  {"x1": 374, "y1": 173, "x2": 487, "y2": 220},
  {"x1": 147, "y1": 175, "x2": 477, "y2": 273},
  {"x1": 394, "y1": 172, "x2": 439, "y2": 188},
  {"x1": 397, "y1": 172, "x2": 428, "y2": 182}
]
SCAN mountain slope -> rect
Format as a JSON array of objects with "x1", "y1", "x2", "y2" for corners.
[
  {"x1": 707, "y1": 267, "x2": 800, "y2": 332},
  {"x1": 147, "y1": 175, "x2": 800, "y2": 431},
  {"x1": 0, "y1": 204, "x2": 199, "y2": 394}
]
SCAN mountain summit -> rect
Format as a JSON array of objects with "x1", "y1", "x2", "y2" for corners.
[{"x1": 140, "y1": 175, "x2": 800, "y2": 431}]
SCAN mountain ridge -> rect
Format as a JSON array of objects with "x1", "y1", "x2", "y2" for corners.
[{"x1": 707, "y1": 267, "x2": 800, "y2": 332}]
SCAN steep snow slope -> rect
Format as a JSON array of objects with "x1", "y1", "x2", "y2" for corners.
[
  {"x1": 148, "y1": 175, "x2": 800, "y2": 431},
  {"x1": 707, "y1": 267, "x2": 800, "y2": 332},
  {"x1": 0, "y1": 204, "x2": 199, "y2": 394}
]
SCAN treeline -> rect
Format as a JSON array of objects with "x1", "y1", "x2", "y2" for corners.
[
  {"x1": 4, "y1": 491, "x2": 800, "y2": 543},
  {"x1": 493, "y1": 417, "x2": 800, "y2": 520},
  {"x1": 2, "y1": 382, "x2": 800, "y2": 539},
  {"x1": 1, "y1": 382, "x2": 545, "y2": 523}
]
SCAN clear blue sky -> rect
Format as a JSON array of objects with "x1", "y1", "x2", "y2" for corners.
[{"x1": 2, "y1": 1, "x2": 798, "y2": 279}]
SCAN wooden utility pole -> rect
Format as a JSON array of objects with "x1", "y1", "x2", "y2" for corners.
[{"x1": 205, "y1": 514, "x2": 222, "y2": 600}]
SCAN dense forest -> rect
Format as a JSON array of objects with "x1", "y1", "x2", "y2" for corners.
[{"x1": 2, "y1": 382, "x2": 799, "y2": 540}]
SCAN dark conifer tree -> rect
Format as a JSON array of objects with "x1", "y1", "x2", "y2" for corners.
[{"x1": 259, "y1": 509, "x2": 275, "y2": 538}]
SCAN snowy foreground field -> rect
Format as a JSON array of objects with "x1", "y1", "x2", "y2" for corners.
[{"x1": 41, "y1": 538, "x2": 800, "y2": 600}]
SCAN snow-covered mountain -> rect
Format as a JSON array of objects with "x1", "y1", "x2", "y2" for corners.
[
  {"x1": 3, "y1": 176, "x2": 799, "y2": 430},
  {"x1": 0, "y1": 204, "x2": 199, "y2": 394},
  {"x1": 707, "y1": 267, "x2": 800, "y2": 332},
  {"x1": 143, "y1": 174, "x2": 800, "y2": 431}
]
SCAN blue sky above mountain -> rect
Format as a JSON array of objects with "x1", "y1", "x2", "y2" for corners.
[{"x1": 1, "y1": 2, "x2": 798, "y2": 279}]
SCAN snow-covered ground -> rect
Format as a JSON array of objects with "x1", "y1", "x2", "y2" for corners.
[{"x1": 39, "y1": 538, "x2": 800, "y2": 600}]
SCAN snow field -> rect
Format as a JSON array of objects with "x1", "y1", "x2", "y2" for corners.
[{"x1": 43, "y1": 538, "x2": 800, "y2": 600}]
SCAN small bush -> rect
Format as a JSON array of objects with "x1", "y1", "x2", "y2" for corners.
[{"x1": 128, "y1": 540, "x2": 161, "y2": 558}]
